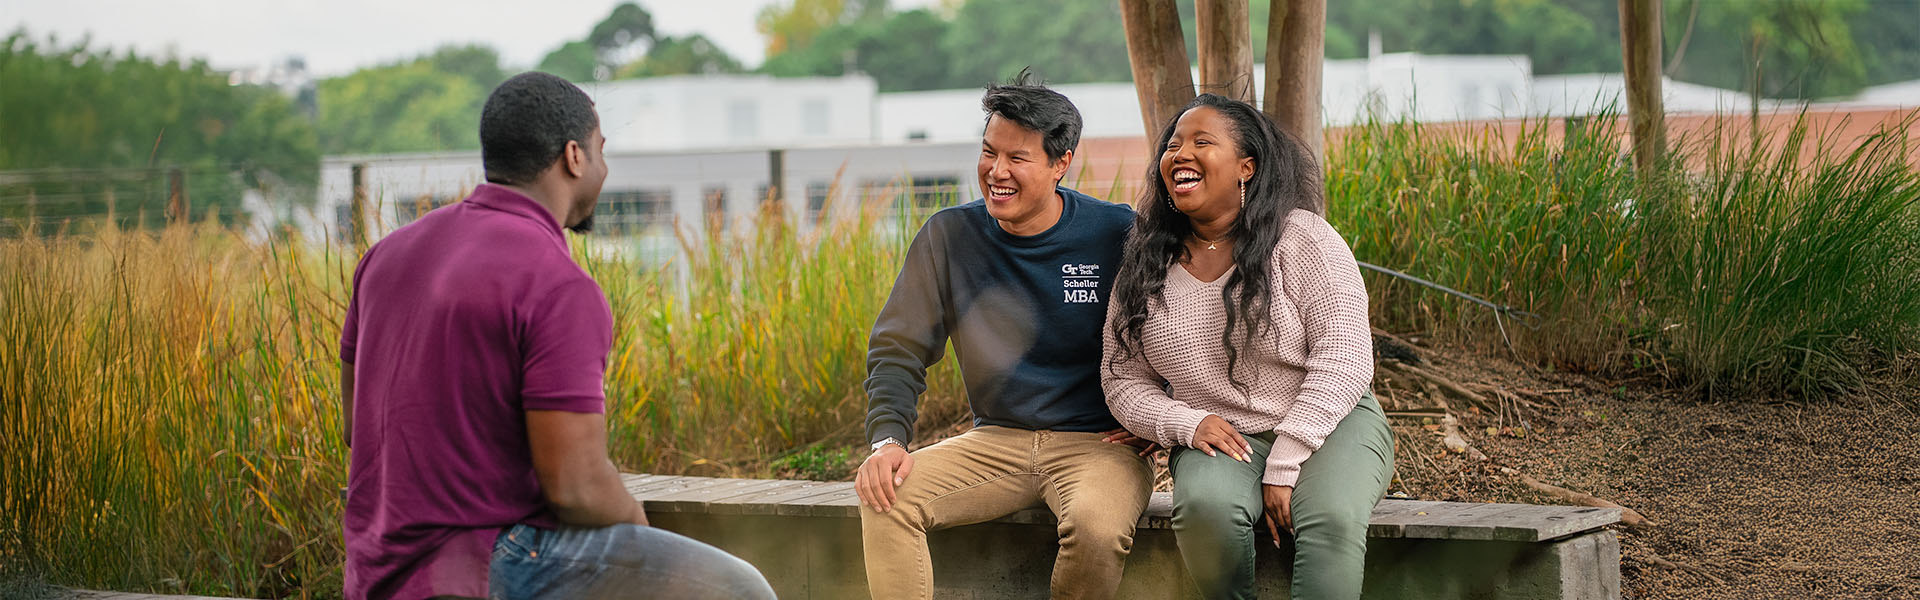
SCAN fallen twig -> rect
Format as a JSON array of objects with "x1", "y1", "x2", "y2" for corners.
[
  {"x1": 1382, "y1": 360, "x2": 1496, "y2": 412},
  {"x1": 1501, "y1": 467, "x2": 1654, "y2": 528},
  {"x1": 1633, "y1": 553, "x2": 1725, "y2": 585}
]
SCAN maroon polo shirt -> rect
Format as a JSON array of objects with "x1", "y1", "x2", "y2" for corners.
[{"x1": 339, "y1": 183, "x2": 611, "y2": 599}]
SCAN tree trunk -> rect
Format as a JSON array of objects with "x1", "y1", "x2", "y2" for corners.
[
  {"x1": 1196, "y1": 0, "x2": 1255, "y2": 103},
  {"x1": 1264, "y1": 0, "x2": 1327, "y2": 164},
  {"x1": 1120, "y1": 0, "x2": 1196, "y2": 146},
  {"x1": 1619, "y1": 0, "x2": 1666, "y2": 172}
]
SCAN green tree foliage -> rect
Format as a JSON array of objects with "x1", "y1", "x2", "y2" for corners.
[
  {"x1": 541, "y1": 2, "x2": 663, "y2": 82},
  {"x1": 537, "y1": 40, "x2": 599, "y2": 82},
  {"x1": 760, "y1": 8, "x2": 956, "y2": 91},
  {"x1": 756, "y1": 0, "x2": 1915, "y2": 99},
  {"x1": 0, "y1": 31, "x2": 317, "y2": 227},
  {"x1": 1664, "y1": 0, "x2": 1870, "y2": 99},
  {"x1": 757, "y1": 0, "x2": 888, "y2": 56},
  {"x1": 940, "y1": 0, "x2": 1133, "y2": 86},
  {"x1": 315, "y1": 45, "x2": 505, "y2": 155},
  {"x1": 1325, "y1": 0, "x2": 1618, "y2": 74},
  {"x1": 616, "y1": 34, "x2": 746, "y2": 78},
  {"x1": 1852, "y1": 0, "x2": 1920, "y2": 86}
]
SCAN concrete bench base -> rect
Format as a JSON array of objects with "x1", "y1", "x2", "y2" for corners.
[{"x1": 630, "y1": 474, "x2": 1621, "y2": 599}]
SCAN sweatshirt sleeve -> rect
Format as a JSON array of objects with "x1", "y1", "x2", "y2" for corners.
[
  {"x1": 863, "y1": 218, "x2": 952, "y2": 446},
  {"x1": 1265, "y1": 214, "x2": 1374, "y2": 487},
  {"x1": 1101, "y1": 292, "x2": 1211, "y2": 448}
]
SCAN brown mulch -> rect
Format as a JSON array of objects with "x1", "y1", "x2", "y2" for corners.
[{"x1": 1380, "y1": 342, "x2": 1920, "y2": 600}]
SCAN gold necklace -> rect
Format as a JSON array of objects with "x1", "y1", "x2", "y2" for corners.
[{"x1": 1192, "y1": 231, "x2": 1226, "y2": 251}]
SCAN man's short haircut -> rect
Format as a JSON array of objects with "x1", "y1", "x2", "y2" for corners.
[
  {"x1": 980, "y1": 67, "x2": 1082, "y2": 164},
  {"x1": 480, "y1": 72, "x2": 600, "y2": 186}
]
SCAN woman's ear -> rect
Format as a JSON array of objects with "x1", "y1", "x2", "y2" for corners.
[{"x1": 1238, "y1": 156, "x2": 1255, "y2": 185}]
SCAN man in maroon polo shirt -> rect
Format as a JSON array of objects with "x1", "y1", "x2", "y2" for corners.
[{"x1": 339, "y1": 72, "x2": 773, "y2": 599}]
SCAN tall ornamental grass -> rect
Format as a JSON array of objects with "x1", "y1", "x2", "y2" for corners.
[{"x1": 1327, "y1": 110, "x2": 1920, "y2": 394}]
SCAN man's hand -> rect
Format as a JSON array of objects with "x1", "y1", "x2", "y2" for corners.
[
  {"x1": 628, "y1": 499, "x2": 651, "y2": 527},
  {"x1": 855, "y1": 444, "x2": 915, "y2": 513},
  {"x1": 1192, "y1": 415, "x2": 1252, "y2": 462},
  {"x1": 1263, "y1": 484, "x2": 1293, "y2": 546},
  {"x1": 1102, "y1": 427, "x2": 1161, "y2": 457}
]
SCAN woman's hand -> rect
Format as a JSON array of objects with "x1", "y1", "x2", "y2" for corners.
[
  {"x1": 1263, "y1": 484, "x2": 1293, "y2": 545},
  {"x1": 1192, "y1": 415, "x2": 1251, "y2": 462},
  {"x1": 1102, "y1": 428, "x2": 1162, "y2": 457}
]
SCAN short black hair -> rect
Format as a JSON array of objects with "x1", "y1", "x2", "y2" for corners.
[
  {"x1": 980, "y1": 67, "x2": 1081, "y2": 164},
  {"x1": 480, "y1": 72, "x2": 600, "y2": 186}
]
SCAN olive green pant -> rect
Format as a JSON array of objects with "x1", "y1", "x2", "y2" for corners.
[{"x1": 1169, "y1": 393, "x2": 1394, "y2": 600}]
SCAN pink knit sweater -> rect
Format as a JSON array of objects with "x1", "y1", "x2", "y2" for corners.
[{"x1": 1102, "y1": 209, "x2": 1374, "y2": 487}]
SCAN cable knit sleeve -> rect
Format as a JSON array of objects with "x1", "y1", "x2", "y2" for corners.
[
  {"x1": 1101, "y1": 294, "x2": 1211, "y2": 448},
  {"x1": 1265, "y1": 212, "x2": 1374, "y2": 487}
]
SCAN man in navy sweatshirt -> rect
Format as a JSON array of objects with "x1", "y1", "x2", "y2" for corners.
[{"x1": 854, "y1": 70, "x2": 1154, "y2": 600}]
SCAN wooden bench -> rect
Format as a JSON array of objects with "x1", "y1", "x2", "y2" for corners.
[{"x1": 626, "y1": 473, "x2": 1621, "y2": 599}]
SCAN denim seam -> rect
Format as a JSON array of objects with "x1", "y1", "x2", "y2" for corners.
[{"x1": 508, "y1": 552, "x2": 753, "y2": 598}]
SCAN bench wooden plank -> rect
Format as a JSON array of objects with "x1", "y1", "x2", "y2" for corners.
[
  {"x1": 1364, "y1": 499, "x2": 1450, "y2": 538},
  {"x1": 624, "y1": 474, "x2": 700, "y2": 495},
  {"x1": 1476, "y1": 504, "x2": 1623, "y2": 542},
  {"x1": 1400, "y1": 502, "x2": 1541, "y2": 541},
  {"x1": 648, "y1": 479, "x2": 796, "y2": 507},
  {"x1": 631, "y1": 476, "x2": 727, "y2": 501},
  {"x1": 774, "y1": 484, "x2": 860, "y2": 517},
  {"x1": 620, "y1": 475, "x2": 1619, "y2": 541},
  {"x1": 708, "y1": 480, "x2": 844, "y2": 515}
]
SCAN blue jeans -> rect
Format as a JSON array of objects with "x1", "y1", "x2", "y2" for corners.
[{"x1": 489, "y1": 523, "x2": 775, "y2": 599}]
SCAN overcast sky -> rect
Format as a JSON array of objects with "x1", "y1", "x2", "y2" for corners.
[{"x1": 9, "y1": 0, "x2": 943, "y2": 77}]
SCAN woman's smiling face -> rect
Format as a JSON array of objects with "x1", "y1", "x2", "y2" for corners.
[{"x1": 1160, "y1": 105, "x2": 1254, "y2": 220}]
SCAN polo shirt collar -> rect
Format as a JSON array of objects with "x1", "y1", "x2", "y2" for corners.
[{"x1": 465, "y1": 183, "x2": 565, "y2": 238}]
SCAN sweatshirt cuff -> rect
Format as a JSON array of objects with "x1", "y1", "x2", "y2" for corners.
[
  {"x1": 869, "y1": 422, "x2": 912, "y2": 447},
  {"x1": 1262, "y1": 433, "x2": 1314, "y2": 487},
  {"x1": 1161, "y1": 407, "x2": 1211, "y2": 448}
]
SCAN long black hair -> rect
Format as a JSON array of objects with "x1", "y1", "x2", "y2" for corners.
[{"x1": 1106, "y1": 94, "x2": 1324, "y2": 394}]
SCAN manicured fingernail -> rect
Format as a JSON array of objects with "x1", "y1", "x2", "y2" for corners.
[{"x1": 894, "y1": 478, "x2": 903, "y2": 485}]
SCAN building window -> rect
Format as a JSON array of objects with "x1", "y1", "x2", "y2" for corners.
[
  {"x1": 905, "y1": 176, "x2": 960, "y2": 211},
  {"x1": 806, "y1": 181, "x2": 832, "y2": 223},
  {"x1": 596, "y1": 189, "x2": 673, "y2": 237},
  {"x1": 703, "y1": 186, "x2": 727, "y2": 230},
  {"x1": 397, "y1": 194, "x2": 458, "y2": 226},
  {"x1": 334, "y1": 203, "x2": 357, "y2": 243},
  {"x1": 803, "y1": 98, "x2": 830, "y2": 137},
  {"x1": 862, "y1": 176, "x2": 960, "y2": 216},
  {"x1": 729, "y1": 99, "x2": 759, "y2": 141}
]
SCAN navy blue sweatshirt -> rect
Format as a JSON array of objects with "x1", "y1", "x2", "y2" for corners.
[{"x1": 865, "y1": 187, "x2": 1135, "y2": 445}]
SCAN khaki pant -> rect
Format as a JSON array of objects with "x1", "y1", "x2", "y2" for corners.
[{"x1": 859, "y1": 426, "x2": 1154, "y2": 600}]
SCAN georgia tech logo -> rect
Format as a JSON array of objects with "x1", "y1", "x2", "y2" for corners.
[{"x1": 1061, "y1": 263, "x2": 1101, "y2": 303}]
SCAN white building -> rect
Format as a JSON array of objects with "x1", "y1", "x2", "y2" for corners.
[
  {"x1": 1852, "y1": 79, "x2": 1920, "y2": 108},
  {"x1": 299, "y1": 56, "x2": 1769, "y2": 256},
  {"x1": 1531, "y1": 73, "x2": 1791, "y2": 117},
  {"x1": 873, "y1": 54, "x2": 1540, "y2": 143}
]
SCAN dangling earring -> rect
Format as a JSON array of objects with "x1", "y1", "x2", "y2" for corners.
[
  {"x1": 1167, "y1": 195, "x2": 1177, "y2": 213},
  {"x1": 1239, "y1": 178, "x2": 1247, "y2": 208}
]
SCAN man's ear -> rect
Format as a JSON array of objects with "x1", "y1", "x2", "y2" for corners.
[
  {"x1": 563, "y1": 140, "x2": 586, "y2": 178},
  {"x1": 1051, "y1": 149, "x2": 1075, "y2": 185}
]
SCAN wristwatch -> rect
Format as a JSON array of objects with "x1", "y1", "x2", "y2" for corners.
[{"x1": 871, "y1": 437, "x2": 904, "y2": 452}]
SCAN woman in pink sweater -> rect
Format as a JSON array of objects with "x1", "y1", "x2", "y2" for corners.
[{"x1": 1101, "y1": 94, "x2": 1393, "y2": 599}]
